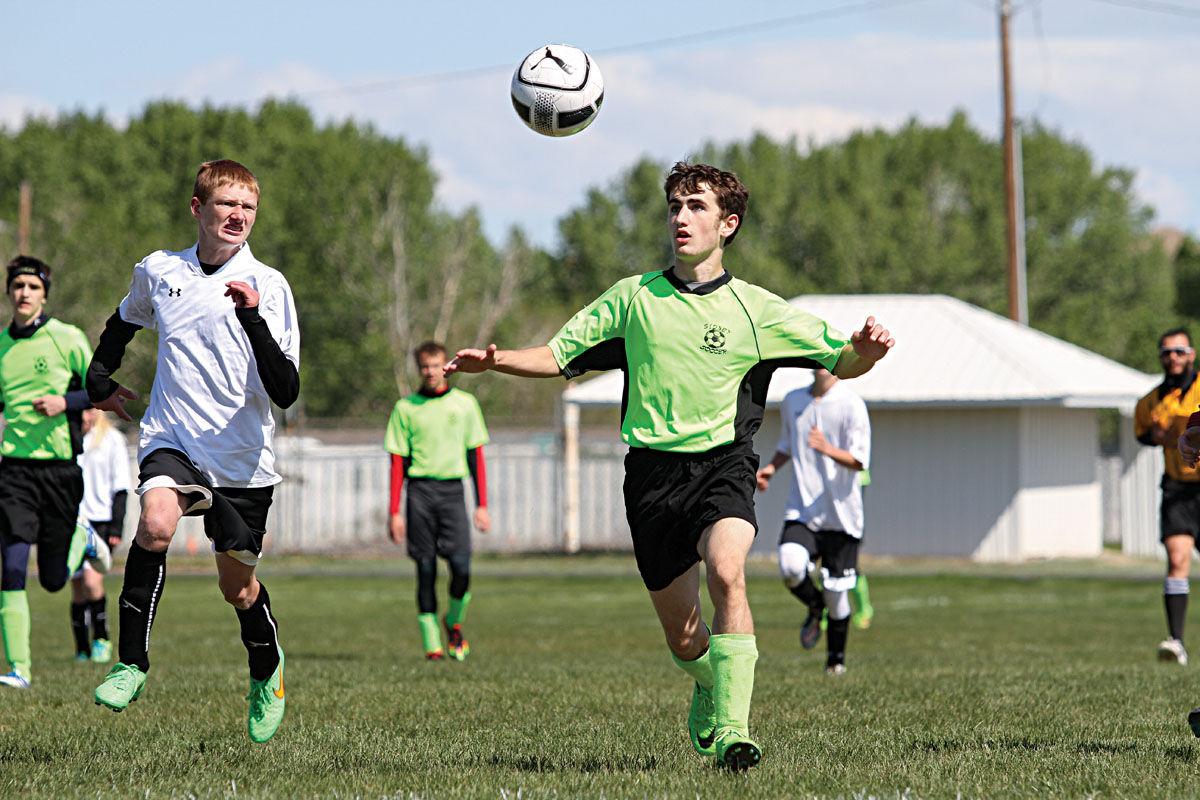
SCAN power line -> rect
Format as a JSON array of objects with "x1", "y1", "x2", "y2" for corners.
[
  {"x1": 299, "y1": 0, "x2": 929, "y2": 100},
  {"x1": 1085, "y1": 0, "x2": 1200, "y2": 18}
]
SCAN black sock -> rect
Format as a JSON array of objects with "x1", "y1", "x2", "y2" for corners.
[
  {"x1": 826, "y1": 617, "x2": 850, "y2": 667},
  {"x1": 70, "y1": 601, "x2": 90, "y2": 655},
  {"x1": 117, "y1": 543, "x2": 167, "y2": 673},
  {"x1": 1165, "y1": 577, "x2": 1189, "y2": 642},
  {"x1": 236, "y1": 582, "x2": 281, "y2": 681},
  {"x1": 789, "y1": 576, "x2": 825, "y2": 615},
  {"x1": 416, "y1": 559, "x2": 437, "y2": 614},
  {"x1": 90, "y1": 596, "x2": 109, "y2": 641}
]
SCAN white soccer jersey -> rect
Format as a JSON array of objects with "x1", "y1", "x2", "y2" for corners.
[
  {"x1": 776, "y1": 381, "x2": 871, "y2": 539},
  {"x1": 118, "y1": 243, "x2": 300, "y2": 488},
  {"x1": 78, "y1": 427, "x2": 132, "y2": 522}
]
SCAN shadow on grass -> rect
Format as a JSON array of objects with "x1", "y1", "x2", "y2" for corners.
[
  {"x1": 487, "y1": 752, "x2": 659, "y2": 773},
  {"x1": 1164, "y1": 744, "x2": 1196, "y2": 763},
  {"x1": 913, "y1": 736, "x2": 1054, "y2": 753}
]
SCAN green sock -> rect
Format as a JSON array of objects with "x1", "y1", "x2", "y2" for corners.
[
  {"x1": 851, "y1": 575, "x2": 873, "y2": 613},
  {"x1": 446, "y1": 592, "x2": 471, "y2": 627},
  {"x1": 417, "y1": 613, "x2": 442, "y2": 653},
  {"x1": 66, "y1": 522, "x2": 88, "y2": 575},
  {"x1": 709, "y1": 633, "x2": 758, "y2": 738},
  {"x1": 671, "y1": 644, "x2": 714, "y2": 689},
  {"x1": 0, "y1": 590, "x2": 32, "y2": 678}
]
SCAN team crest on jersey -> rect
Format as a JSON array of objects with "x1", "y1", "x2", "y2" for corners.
[
  {"x1": 34, "y1": 356, "x2": 49, "y2": 374},
  {"x1": 701, "y1": 324, "x2": 729, "y2": 355}
]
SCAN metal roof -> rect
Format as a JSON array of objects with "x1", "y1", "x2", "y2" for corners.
[{"x1": 562, "y1": 294, "x2": 1158, "y2": 411}]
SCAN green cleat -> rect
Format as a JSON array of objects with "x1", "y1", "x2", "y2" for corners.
[
  {"x1": 715, "y1": 730, "x2": 762, "y2": 771},
  {"x1": 687, "y1": 681, "x2": 717, "y2": 757},
  {"x1": 444, "y1": 621, "x2": 470, "y2": 661},
  {"x1": 247, "y1": 648, "x2": 286, "y2": 743},
  {"x1": 91, "y1": 639, "x2": 113, "y2": 664},
  {"x1": 95, "y1": 663, "x2": 146, "y2": 711},
  {"x1": 852, "y1": 605, "x2": 874, "y2": 630}
]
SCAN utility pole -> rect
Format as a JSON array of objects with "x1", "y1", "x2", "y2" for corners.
[
  {"x1": 17, "y1": 181, "x2": 31, "y2": 254},
  {"x1": 999, "y1": 0, "x2": 1025, "y2": 324}
]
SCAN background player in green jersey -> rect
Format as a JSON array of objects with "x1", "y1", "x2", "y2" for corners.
[
  {"x1": 446, "y1": 162, "x2": 895, "y2": 770},
  {"x1": 386, "y1": 341, "x2": 490, "y2": 661},
  {"x1": 0, "y1": 256, "x2": 110, "y2": 689}
]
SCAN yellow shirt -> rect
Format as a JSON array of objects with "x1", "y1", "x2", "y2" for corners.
[{"x1": 1135, "y1": 376, "x2": 1200, "y2": 481}]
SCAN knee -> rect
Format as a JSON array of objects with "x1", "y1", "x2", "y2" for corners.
[
  {"x1": 136, "y1": 513, "x2": 175, "y2": 552},
  {"x1": 220, "y1": 582, "x2": 257, "y2": 609},
  {"x1": 778, "y1": 544, "x2": 811, "y2": 588},
  {"x1": 39, "y1": 573, "x2": 68, "y2": 593},
  {"x1": 707, "y1": 563, "x2": 746, "y2": 601},
  {"x1": 664, "y1": 619, "x2": 707, "y2": 658}
]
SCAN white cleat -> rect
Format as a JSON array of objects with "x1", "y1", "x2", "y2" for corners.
[
  {"x1": 84, "y1": 525, "x2": 112, "y2": 574},
  {"x1": 824, "y1": 663, "x2": 847, "y2": 676},
  {"x1": 1158, "y1": 638, "x2": 1189, "y2": 665},
  {"x1": 0, "y1": 670, "x2": 31, "y2": 689}
]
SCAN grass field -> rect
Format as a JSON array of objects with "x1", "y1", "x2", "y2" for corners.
[{"x1": 2, "y1": 555, "x2": 1199, "y2": 798}]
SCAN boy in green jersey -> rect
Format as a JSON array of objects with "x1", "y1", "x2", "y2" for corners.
[
  {"x1": 0, "y1": 256, "x2": 110, "y2": 689},
  {"x1": 386, "y1": 341, "x2": 490, "y2": 661},
  {"x1": 446, "y1": 163, "x2": 895, "y2": 769}
]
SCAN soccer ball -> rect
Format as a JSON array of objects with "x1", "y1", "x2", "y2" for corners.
[{"x1": 511, "y1": 44, "x2": 604, "y2": 137}]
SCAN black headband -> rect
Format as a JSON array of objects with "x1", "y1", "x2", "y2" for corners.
[{"x1": 6, "y1": 265, "x2": 50, "y2": 297}]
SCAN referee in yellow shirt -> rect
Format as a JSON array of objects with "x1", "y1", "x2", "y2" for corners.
[{"x1": 1135, "y1": 328, "x2": 1200, "y2": 665}]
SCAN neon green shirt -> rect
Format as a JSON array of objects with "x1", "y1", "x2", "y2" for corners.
[
  {"x1": 384, "y1": 387, "x2": 489, "y2": 479},
  {"x1": 0, "y1": 317, "x2": 93, "y2": 460},
  {"x1": 548, "y1": 269, "x2": 848, "y2": 453}
]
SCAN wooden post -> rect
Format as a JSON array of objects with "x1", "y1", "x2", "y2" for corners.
[
  {"x1": 17, "y1": 181, "x2": 31, "y2": 254},
  {"x1": 999, "y1": 0, "x2": 1022, "y2": 323},
  {"x1": 562, "y1": 401, "x2": 581, "y2": 553}
]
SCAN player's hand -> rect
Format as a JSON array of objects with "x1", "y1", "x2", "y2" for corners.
[
  {"x1": 755, "y1": 465, "x2": 775, "y2": 493},
  {"x1": 93, "y1": 385, "x2": 139, "y2": 422},
  {"x1": 389, "y1": 513, "x2": 406, "y2": 545},
  {"x1": 474, "y1": 507, "x2": 491, "y2": 533},
  {"x1": 445, "y1": 344, "x2": 498, "y2": 375},
  {"x1": 31, "y1": 395, "x2": 67, "y2": 417},
  {"x1": 224, "y1": 280, "x2": 260, "y2": 309},
  {"x1": 808, "y1": 425, "x2": 830, "y2": 455},
  {"x1": 106, "y1": 534, "x2": 122, "y2": 549},
  {"x1": 850, "y1": 316, "x2": 895, "y2": 363},
  {"x1": 1152, "y1": 425, "x2": 1171, "y2": 446}
]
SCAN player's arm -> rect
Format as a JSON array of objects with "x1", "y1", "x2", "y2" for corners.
[
  {"x1": 1180, "y1": 411, "x2": 1200, "y2": 466},
  {"x1": 86, "y1": 308, "x2": 143, "y2": 421},
  {"x1": 34, "y1": 334, "x2": 93, "y2": 417},
  {"x1": 755, "y1": 450, "x2": 791, "y2": 492},
  {"x1": 1134, "y1": 394, "x2": 1168, "y2": 446},
  {"x1": 832, "y1": 317, "x2": 895, "y2": 380},
  {"x1": 808, "y1": 427, "x2": 865, "y2": 471},
  {"x1": 445, "y1": 344, "x2": 561, "y2": 378},
  {"x1": 466, "y1": 446, "x2": 491, "y2": 532},
  {"x1": 388, "y1": 454, "x2": 409, "y2": 544},
  {"x1": 226, "y1": 280, "x2": 300, "y2": 408}
]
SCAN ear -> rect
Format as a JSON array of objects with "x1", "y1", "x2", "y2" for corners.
[
  {"x1": 719, "y1": 213, "x2": 740, "y2": 241},
  {"x1": 189, "y1": 196, "x2": 202, "y2": 220}
]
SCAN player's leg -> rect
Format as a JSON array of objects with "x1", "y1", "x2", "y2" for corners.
[
  {"x1": 81, "y1": 564, "x2": 112, "y2": 663},
  {"x1": 818, "y1": 532, "x2": 860, "y2": 675},
  {"x1": 216, "y1": 553, "x2": 285, "y2": 743},
  {"x1": 96, "y1": 487, "x2": 185, "y2": 710},
  {"x1": 440, "y1": 486, "x2": 473, "y2": 661},
  {"x1": 1161, "y1": 533, "x2": 1193, "y2": 665},
  {"x1": 0, "y1": 464, "x2": 39, "y2": 687},
  {"x1": 700, "y1": 517, "x2": 761, "y2": 770},
  {"x1": 778, "y1": 522, "x2": 823, "y2": 649},
  {"x1": 648, "y1": 563, "x2": 717, "y2": 757},
  {"x1": 850, "y1": 573, "x2": 875, "y2": 629},
  {"x1": 407, "y1": 482, "x2": 444, "y2": 659},
  {"x1": 70, "y1": 570, "x2": 92, "y2": 661},
  {"x1": 37, "y1": 464, "x2": 107, "y2": 593}
]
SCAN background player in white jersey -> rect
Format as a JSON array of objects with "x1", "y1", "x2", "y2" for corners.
[
  {"x1": 756, "y1": 368, "x2": 870, "y2": 675},
  {"x1": 86, "y1": 160, "x2": 300, "y2": 743},
  {"x1": 68, "y1": 408, "x2": 130, "y2": 664}
]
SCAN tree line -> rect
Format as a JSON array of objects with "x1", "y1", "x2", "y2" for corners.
[{"x1": 0, "y1": 103, "x2": 1190, "y2": 427}]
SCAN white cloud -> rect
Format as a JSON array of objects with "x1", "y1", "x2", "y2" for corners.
[{"x1": 0, "y1": 93, "x2": 55, "y2": 130}]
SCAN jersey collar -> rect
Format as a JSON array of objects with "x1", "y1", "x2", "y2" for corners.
[
  {"x1": 184, "y1": 242, "x2": 253, "y2": 277},
  {"x1": 8, "y1": 313, "x2": 49, "y2": 340},
  {"x1": 663, "y1": 267, "x2": 732, "y2": 296},
  {"x1": 417, "y1": 384, "x2": 452, "y2": 399}
]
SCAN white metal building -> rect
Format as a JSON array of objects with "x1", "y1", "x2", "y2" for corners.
[{"x1": 562, "y1": 294, "x2": 1162, "y2": 561}]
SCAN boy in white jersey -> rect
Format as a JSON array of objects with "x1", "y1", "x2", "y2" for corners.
[
  {"x1": 86, "y1": 160, "x2": 300, "y2": 742},
  {"x1": 756, "y1": 368, "x2": 870, "y2": 674}
]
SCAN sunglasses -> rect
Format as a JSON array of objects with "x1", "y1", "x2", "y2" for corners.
[{"x1": 1160, "y1": 347, "x2": 1194, "y2": 356}]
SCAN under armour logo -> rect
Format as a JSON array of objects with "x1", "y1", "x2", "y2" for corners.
[
  {"x1": 167, "y1": 287, "x2": 182, "y2": 297},
  {"x1": 532, "y1": 47, "x2": 574, "y2": 74}
]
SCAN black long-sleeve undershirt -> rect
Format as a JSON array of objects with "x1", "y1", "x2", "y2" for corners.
[
  {"x1": 235, "y1": 306, "x2": 299, "y2": 409},
  {"x1": 86, "y1": 309, "x2": 142, "y2": 404}
]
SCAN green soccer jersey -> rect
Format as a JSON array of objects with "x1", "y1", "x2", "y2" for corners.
[
  {"x1": 384, "y1": 387, "x2": 489, "y2": 479},
  {"x1": 548, "y1": 269, "x2": 849, "y2": 453},
  {"x1": 0, "y1": 317, "x2": 93, "y2": 460}
]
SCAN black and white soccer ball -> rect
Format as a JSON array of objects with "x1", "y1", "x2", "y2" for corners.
[{"x1": 511, "y1": 44, "x2": 604, "y2": 137}]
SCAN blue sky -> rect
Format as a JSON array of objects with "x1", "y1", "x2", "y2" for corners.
[{"x1": 3, "y1": 0, "x2": 1197, "y2": 246}]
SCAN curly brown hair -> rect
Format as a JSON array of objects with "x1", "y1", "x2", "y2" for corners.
[
  {"x1": 412, "y1": 340, "x2": 447, "y2": 364},
  {"x1": 663, "y1": 162, "x2": 750, "y2": 245}
]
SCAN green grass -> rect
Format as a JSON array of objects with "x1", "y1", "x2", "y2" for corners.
[{"x1": 2, "y1": 556, "x2": 1199, "y2": 798}]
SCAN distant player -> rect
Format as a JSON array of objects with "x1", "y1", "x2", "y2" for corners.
[
  {"x1": 0, "y1": 256, "x2": 110, "y2": 689},
  {"x1": 446, "y1": 162, "x2": 894, "y2": 770},
  {"x1": 1135, "y1": 328, "x2": 1200, "y2": 665},
  {"x1": 86, "y1": 160, "x2": 299, "y2": 742},
  {"x1": 756, "y1": 368, "x2": 871, "y2": 675},
  {"x1": 69, "y1": 408, "x2": 130, "y2": 664},
  {"x1": 385, "y1": 341, "x2": 490, "y2": 661}
]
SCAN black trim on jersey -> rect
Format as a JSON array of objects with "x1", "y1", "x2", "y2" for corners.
[
  {"x1": 734, "y1": 357, "x2": 825, "y2": 446},
  {"x1": 87, "y1": 309, "x2": 142, "y2": 403},
  {"x1": 561, "y1": 338, "x2": 630, "y2": 432},
  {"x1": 417, "y1": 385, "x2": 451, "y2": 399},
  {"x1": 7, "y1": 313, "x2": 49, "y2": 339},
  {"x1": 198, "y1": 260, "x2": 223, "y2": 276},
  {"x1": 662, "y1": 267, "x2": 733, "y2": 296},
  {"x1": 235, "y1": 306, "x2": 299, "y2": 409}
]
